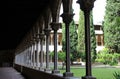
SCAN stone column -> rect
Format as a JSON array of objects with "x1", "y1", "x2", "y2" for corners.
[
  {"x1": 44, "y1": 28, "x2": 51, "y2": 72},
  {"x1": 26, "y1": 46, "x2": 29, "y2": 67},
  {"x1": 51, "y1": 22, "x2": 61, "y2": 74},
  {"x1": 29, "y1": 40, "x2": 33, "y2": 67},
  {"x1": 26, "y1": 44, "x2": 29, "y2": 67},
  {"x1": 24, "y1": 48, "x2": 27, "y2": 66},
  {"x1": 36, "y1": 34, "x2": 40, "y2": 69},
  {"x1": 61, "y1": 13, "x2": 74, "y2": 77},
  {"x1": 28, "y1": 42, "x2": 32, "y2": 67},
  {"x1": 77, "y1": 0, "x2": 96, "y2": 79},
  {"x1": 32, "y1": 38, "x2": 36, "y2": 68},
  {"x1": 61, "y1": 0, "x2": 74, "y2": 77},
  {"x1": 39, "y1": 33, "x2": 44, "y2": 70}
]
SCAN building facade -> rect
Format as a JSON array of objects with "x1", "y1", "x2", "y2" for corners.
[{"x1": 48, "y1": 24, "x2": 104, "y2": 53}]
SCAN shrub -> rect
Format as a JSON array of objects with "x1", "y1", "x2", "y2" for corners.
[
  {"x1": 113, "y1": 71, "x2": 120, "y2": 79},
  {"x1": 95, "y1": 48, "x2": 120, "y2": 66}
]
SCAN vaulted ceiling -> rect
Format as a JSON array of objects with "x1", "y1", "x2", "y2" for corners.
[{"x1": 1, "y1": 0, "x2": 50, "y2": 50}]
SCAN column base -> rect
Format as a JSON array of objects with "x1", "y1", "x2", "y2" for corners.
[
  {"x1": 52, "y1": 70, "x2": 60, "y2": 74},
  {"x1": 63, "y1": 72, "x2": 73, "y2": 77},
  {"x1": 35, "y1": 66, "x2": 39, "y2": 70},
  {"x1": 39, "y1": 67, "x2": 44, "y2": 71},
  {"x1": 44, "y1": 68, "x2": 51, "y2": 73},
  {"x1": 82, "y1": 76, "x2": 96, "y2": 79}
]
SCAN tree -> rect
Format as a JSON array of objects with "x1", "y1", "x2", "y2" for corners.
[
  {"x1": 104, "y1": 0, "x2": 120, "y2": 53},
  {"x1": 69, "y1": 20, "x2": 78, "y2": 63},
  {"x1": 62, "y1": 23, "x2": 66, "y2": 52},
  {"x1": 90, "y1": 11, "x2": 97, "y2": 63},
  {"x1": 62, "y1": 19, "x2": 78, "y2": 63},
  {"x1": 77, "y1": 10, "x2": 97, "y2": 62},
  {"x1": 62, "y1": 8, "x2": 78, "y2": 63},
  {"x1": 77, "y1": 10, "x2": 85, "y2": 61}
]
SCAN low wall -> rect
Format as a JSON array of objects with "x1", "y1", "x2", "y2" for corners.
[
  {"x1": 14, "y1": 64, "x2": 22, "y2": 72},
  {"x1": 14, "y1": 64, "x2": 64, "y2": 79}
]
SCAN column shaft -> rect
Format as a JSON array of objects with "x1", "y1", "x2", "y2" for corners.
[
  {"x1": 46, "y1": 35, "x2": 49, "y2": 69},
  {"x1": 84, "y1": 11, "x2": 91, "y2": 76},
  {"x1": 36, "y1": 41, "x2": 40, "y2": 68},
  {"x1": 33, "y1": 43, "x2": 36, "y2": 68},
  {"x1": 51, "y1": 23, "x2": 61, "y2": 74},
  {"x1": 54, "y1": 30, "x2": 57, "y2": 70},
  {"x1": 40, "y1": 38, "x2": 43, "y2": 69},
  {"x1": 44, "y1": 28, "x2": 51, "y2": 71},
  {"x1": 65, "y1": 24, "x2": 70, "y2": 72}
]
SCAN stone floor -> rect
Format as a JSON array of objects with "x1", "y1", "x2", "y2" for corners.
[{"x1": 0, "y1": 67, "x2": 25, "y2": 79}]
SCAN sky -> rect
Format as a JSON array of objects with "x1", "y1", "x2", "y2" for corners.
[{"x1": 60, "y1": 0, "x2": 106, "y2": 25}]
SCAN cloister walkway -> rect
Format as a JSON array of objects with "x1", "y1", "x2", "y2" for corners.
[{"x1": 0, "y1": 67, "x2": 25, "y2": 79}]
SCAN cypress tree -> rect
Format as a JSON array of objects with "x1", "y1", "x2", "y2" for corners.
[
  {"x1": 77, "y1": 10, "x2": 97, "y2": 62},
  {"x1": 62, "y1": 23, "x2": 66, "y2": 52},
  {"x1": 90, "y1": 11, "x2": 97, "y2": 62},
  {"x1": 69, "y1": 20, "x2": 78, "y2": 62},
  {"x1": 104, "y1": 0, "x2": 120, "y2": 53},
  {"x1": 77, "y1": 10, "x2": 85, "y2": 61}
]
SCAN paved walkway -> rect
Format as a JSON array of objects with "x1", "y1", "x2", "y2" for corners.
[{"x1": 0, "y1": 67, "x2": 25, "y2": 79}]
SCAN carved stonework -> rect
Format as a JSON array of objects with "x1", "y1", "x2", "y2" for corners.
[
  {"x1": 39, "y1": 33, "x2": 44, "y2": 40},
  {"x1": 77, "y1": 0, "x2": 96, "y2": 79},
  {"x1": 50, "y1": 22, "x2": 61, "y2": 31},
  {"x1": 61, "y1": 13, "x2": 74, "y2": 25},
  {"x1": 35, "y1": 34, "x2": 40, "y2": 43},
  {"x1": 44, "y1": 8, "x2": 51, "y2": 28},
  {"x1": 44, "y1": 28, "x2": 51, "y2": 36},
  {"x1": 62, "y1": 0, "x2": 73, "y2": 13},
  {"x1": 77, "y1": 0, "x2": 95, "y2": 12},
  {"x1": 50, "y1": 0, "x2": 62, "y2": 22}
]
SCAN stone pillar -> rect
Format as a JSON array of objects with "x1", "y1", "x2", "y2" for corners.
[
  {"x1": 51, "y1": 22, "x2": 61, "y2": 74},
  {"x1": 28, "y1": 42, "x2": 32, "y2": 67},
  {"x1": 29, "y1": 41, "x2": 32, "y2": 67},
  {"x1": 61, "y1": 0, "x2": 74, "y2": 77},
  {"x1": 39, "y1": 33, "x2": 44, "y2": 70},
  {"x1": 26, "y1": 46, "x2": 29, "y2": 67},
  {"x1": 36, "y1": 34, "x2": 40, "y2": 69},
  {"x1": 25, "y1": 49, "x2": 27, "y2": 66},
  {"x1": 44, "y1": 28, "x2": 51, "y2": 71},
  {"x1": 77, "y1": 0, "x2": 96, "y2": 79},
  {"x1": 33, "y1": 38, "x2": 36, "y2": 68},
  {"x1": 26, "y1": 44, "x2": 29, "y2": 67},
  {"x1": 24, "y1": 50, "x2": 26, "y2": 66},
  {"x1": 61, "y1": 13, "x2": 74, "y2": 77}
]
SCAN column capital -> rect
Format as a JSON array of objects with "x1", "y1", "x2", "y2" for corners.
[
  {"x1": 61, "y1": 13, "x2": 74, "y2": 25},
  {"x1": 35, "y1": 34, "x2": 40, "y2": 42},
  {"x1": 30, "y1": 40, "x2": 33, "y2": 45},
  {"x1": 44, "y1": 28, "x2": 52, "y2": 36},
  {"x1": 77, "y1": 0, "x2": 95, "y2": 12},
  {"x1": 39, "y1": 33, "x2": 44, "y2": 39},
  {"x1": 31, "y1": 37, "x2": 36, "y2": 45},
  {"x1": 50, "y1": 22, "x2": 61, "y2": 31}
]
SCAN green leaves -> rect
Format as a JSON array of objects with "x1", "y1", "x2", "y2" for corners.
[
  {"x1": 113, "y1": 71, "x2": 120, "y2": 79},
  {"x1": 104, "y1": 0, "x2": 120, "y2": 53}
]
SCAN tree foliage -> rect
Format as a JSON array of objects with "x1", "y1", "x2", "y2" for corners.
[
  {"x1": 62, "y1": 20, "x2": 78, "y2": 62},
  {"x1": 62, "y1": 23, "x2": 66, "y2": 52},
  {"x1": 90, "y1": 11, "x2": 97, "y2": 62},
  {"x1": 77, "y1": 10, "x2": 97, "y2": 62},
  {"x1": 77, "y1": 10, "x2": 85, "y2": 61},
  {"x1": 69, "y1": 20, "x2": 78, "y2": 62},
  {"x1": 103, "y1": 0, "x2": 120, "y2": 53}
]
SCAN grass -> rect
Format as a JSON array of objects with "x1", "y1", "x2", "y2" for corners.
[{"x1": 59, "y1": 67, "x2": 120, "y2": 79}]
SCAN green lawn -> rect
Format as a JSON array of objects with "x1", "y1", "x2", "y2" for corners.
[{"x1": 60, "y1": 67, "x2": 120, "y2": 79}]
